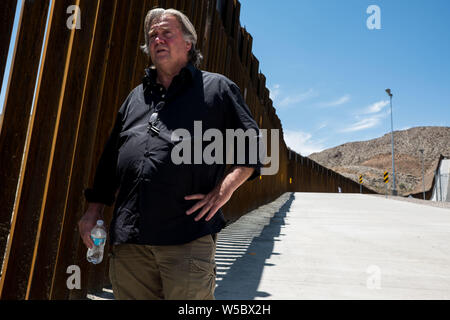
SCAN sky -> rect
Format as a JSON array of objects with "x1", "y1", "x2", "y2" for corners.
[
  {"x1": 0, "y1": 1, "x2": 26, "y2": 119},
  {"x1": 1, "y1": 1, "x2": 450, "y2": 156},
  {"x1": 239, "y1": 0, "x2": 450, "y2": 155}
]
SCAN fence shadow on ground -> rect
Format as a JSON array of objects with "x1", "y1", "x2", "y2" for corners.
[{"x1": 214, "y1": 193, "x2": 295, "y2": 300}]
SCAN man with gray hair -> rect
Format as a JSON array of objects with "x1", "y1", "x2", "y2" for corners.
[{"x1": 78, "y1": 8, "x2": 261, "y2": 300}]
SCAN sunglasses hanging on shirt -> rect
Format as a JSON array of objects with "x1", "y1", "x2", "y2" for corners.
[{"x1": 148, "y1": 101, "x2": 165, "y2": 136}]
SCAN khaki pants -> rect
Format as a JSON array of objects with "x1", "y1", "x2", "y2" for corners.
[{"x1": 109, "y1": 234, "x2": 217, "y2": 300}]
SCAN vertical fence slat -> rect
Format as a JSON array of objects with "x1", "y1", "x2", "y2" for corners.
[
  {"x1": 210, "y1": 10, "x2": 219, "y2": 72},
  {"x1": 116, "y1": 0, "x2": 146, "y2": 106},
  {"x1": 201, "y1": 0, "x2": 214, "y2": 70},
  {"x1": 0, "y1": 0, "x2": 50, "y2": 281},
  {"x1": 131, "y1": 0, "x2": 153, "y2": 88},
  {"x1": 231, "y1": 0, "x2": 240, "y2": 41},
  {"x1": 195, "y1": 0, "x2": 205, "y2": 59},
  {"x1": 224, "y1": 0, "x2": 233, "y2": 36}
]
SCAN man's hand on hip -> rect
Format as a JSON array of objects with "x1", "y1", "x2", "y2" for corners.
[{"x1": 185, "y1": 166, "x2": 255, "y2": 222}]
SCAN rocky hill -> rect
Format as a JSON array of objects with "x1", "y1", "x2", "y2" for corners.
[{"x1": 308, "y1": 127, "x2": 450, "y2": 196}]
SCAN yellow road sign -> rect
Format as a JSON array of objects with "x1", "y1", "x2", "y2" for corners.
[{"x1": 384, "y1": 171, "x2": 389, "y2": 184}]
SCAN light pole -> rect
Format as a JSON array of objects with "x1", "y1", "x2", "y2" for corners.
[
  {"x1": 385, "y1": 89, "x2": 397, "y2": 196},
  {"x1": 419, "y1": 149, "x2": 425, "y2": 200}
]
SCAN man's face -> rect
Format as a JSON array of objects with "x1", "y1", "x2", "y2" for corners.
[{"x1": 148, "y1": 14, "x2": 192, "y2": 69}]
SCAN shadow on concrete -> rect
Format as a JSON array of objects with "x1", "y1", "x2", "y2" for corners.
[{"x1": 214, "y1": 193, "x2": 295, "y2": 299}]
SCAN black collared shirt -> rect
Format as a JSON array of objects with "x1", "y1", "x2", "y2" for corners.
[{"x1": 85, "y1": 63, "x2": 261, "y2": 245}]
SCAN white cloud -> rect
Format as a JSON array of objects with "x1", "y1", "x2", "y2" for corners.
[
  {"x1": 283, "y1": 129, "x2": 326, "y2": 156},
  {"x1": 363, "y1": 100, "x2": 389, "y2": 114},
  {"x1": 340, "y1": 117, "x2": 381, "y2": 132},
  {"x1": 270, "y1": 85, "x2": 317, "y2": 108},
  {"x1": 318, "y1": 94, "x2": 351, "y2": 107},
  {"x1": 340, "y1": 100, "x2": 390, "y2": 133},
  {"x1": 316, "y1": 122, "x2": 328, "y2": 130},
  {"x1": 277, "y1": 88, "x2": 316, "y2": 107},
  {"x1": 269, "y1": 84, "x2": 280, "y2": 101}
]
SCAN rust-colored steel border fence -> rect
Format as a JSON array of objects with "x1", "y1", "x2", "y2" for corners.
[{"x1": 0, "y1": 0, "x2": 375, "y2": 300}]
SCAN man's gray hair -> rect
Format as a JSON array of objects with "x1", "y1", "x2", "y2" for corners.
[{"x1": 141, "y1": 8, "x2": 203, "y2": 67}]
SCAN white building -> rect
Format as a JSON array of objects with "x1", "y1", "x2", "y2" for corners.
[{"x1": 431, "y1": 155, "x2": 450, "y2": 202}]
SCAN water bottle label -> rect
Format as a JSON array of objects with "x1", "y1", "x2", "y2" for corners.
[{"x1": 91, "y1": 236, "x2": 105, "y2": 246}]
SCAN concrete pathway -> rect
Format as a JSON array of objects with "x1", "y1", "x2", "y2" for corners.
[{"x1": 214, "y1": 192, "x2": 450, "y2": 300}]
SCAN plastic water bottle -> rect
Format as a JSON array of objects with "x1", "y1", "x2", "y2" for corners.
[{"x1": 87, "y1": 220, "x2": 107, "y2": 264}]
